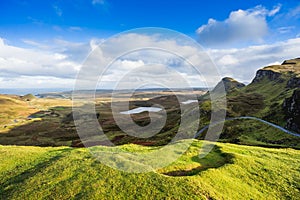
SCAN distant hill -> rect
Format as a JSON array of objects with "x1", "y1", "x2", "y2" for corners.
[
  {"x1": 0, "y1": 58, "x2": 299, "y2": 149},
  {"x1": 20, "y1": 94, "x2": 36, "y2": 101},
  {"x1": 212, "y1": 77, "x2": 245, "y2": 93}
]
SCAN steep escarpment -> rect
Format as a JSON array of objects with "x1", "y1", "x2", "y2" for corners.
[
  {"x1": 252, "y1": 58, "x2": 300, "y2": 85},
  {"x1": 226, "y1": 58, "x2": 300, "y2": 131},
  {"x1": 251, "y1": 69, "x2": 283, "y2": 83},
  {"x1": 287, "y1": 77, "x2": 300, "y2": 88},
  {"x1": 283, "y1": 89, "x2": 300, "y2": 133},
  {"x1": 196, "y1": 58, "x2": 300, "y2": 147}
]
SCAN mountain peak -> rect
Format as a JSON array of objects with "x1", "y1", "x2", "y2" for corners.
[
  {"x1": 213, "y1": 77, "x2": 245, "y2": 93},
  {"x1": 222, "y1": 77, "x2": 241, "y2": 83}
]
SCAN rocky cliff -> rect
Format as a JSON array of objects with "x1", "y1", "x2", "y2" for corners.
[
  {"x1": 227, "y1": 58, "x2": 300, "y2": 132},
  {"x1": 283, "y1": 89, "x2": 300, "y2": 133},
  {"x1": 251, "y1": 69, "x2": 283, "y2": 83},
  {"x1": 287, "y1": 77, "x2": 300, "y2": 88},
  {"x1": 252, "y1": 58, "x2": 300, "y2": 86}
]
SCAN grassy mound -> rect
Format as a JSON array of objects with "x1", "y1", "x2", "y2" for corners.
[
  {"x1": 1, "y1": 140, "x2": 299, "y2": 199},
  {"x1": 21, "y1": 94, "x2": 36, "y2": 101}
]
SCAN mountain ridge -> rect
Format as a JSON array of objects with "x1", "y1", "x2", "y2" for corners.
[{"x1": 205, "y1": 57, "x2": 300, "y2": 146}]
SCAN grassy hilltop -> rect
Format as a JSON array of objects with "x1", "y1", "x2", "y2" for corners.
[{"x1": 0, "y1": 140, "x2": 299, "y2": 200}]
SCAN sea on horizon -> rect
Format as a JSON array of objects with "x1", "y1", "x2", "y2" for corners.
[{"x1": 0, "y1": 88, "x2": 71, "y2": 96}]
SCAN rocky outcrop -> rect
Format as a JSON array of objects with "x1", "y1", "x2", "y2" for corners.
[
  {"x1": 282, "y1": 58, "x2": 300, "y2": 65},
  {"x1": 252, "y1": 58, "x2": 300, "y2": 85},
  {"x1": 252, "y1": 69, "x2": 283, "y2": 83},
  {"x1": 283, "y1": 89, "x2": 300, "y2": 133},
  {"x1": 287, "y1": 77, "x2": 300, "y2": 89}
]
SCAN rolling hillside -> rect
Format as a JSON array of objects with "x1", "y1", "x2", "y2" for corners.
[
  {"x1": 0, "y1": 140, "x2": 299, "y2": 200},
  {"x1": 197, "y1": 58, "x2": 300, "y2": 148}
]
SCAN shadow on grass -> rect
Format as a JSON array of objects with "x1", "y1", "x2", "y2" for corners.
[
  {"x1": 162, "y1": 145, "x2": 234, "y2": 177},
  {"x1": 0, "y1": 148, "x2": 72, "y2": 198}
]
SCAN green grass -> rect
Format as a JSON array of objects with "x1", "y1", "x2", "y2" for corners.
[
  {"x1": 226, "y1": 74, "x2": 296, "y2": 125},
  {"x1": 218, "y1": 119, "x2": 300, "y2": 148},
  {"x1": 50, "y1": 107, "x2": 67, "y2": 111},
  {"x1": 1, "y1": 140, "x2": 299, "y2": 199}
]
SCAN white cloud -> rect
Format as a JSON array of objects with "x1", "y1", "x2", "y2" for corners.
[
  {"x1": 92, "y1": 0, "x2": 105, "y2": 5},
  {"x1": 69, "y1": 26, "x2": 82, "y2": 31},
  {"x1": 208, "y1": 37, "x2": 300, "y2": 83},
  {"x1": 196, "y1": 5, "x2": 280, "y2": 47},
  {"x1": 1, "y1": 31, "x2": 299, "y2": 89},
  {"x1": 268, "y1": 4, "x2": 281, "y2": 16},
  {"x1": 77, "y1": 33, "x2": 218, "y2": 89},
  {"x1": 277, "y1": 26, "x2": 295, "y2": 34},
  {"x1": 0, "y1": 76, "x2": 74, "y2": 89},
  {"x1": 218, "y1": 55, "x2": 239, "y2": 66},
  {"x1": 266, "y1": 61, "x2": 281, "y2": 66},
  {"x1": 0, "y1": 38, "x2": 80, "y2": 85},
  {"x1": 53, "y1": 5, "x2": 62, "y2": 17}
]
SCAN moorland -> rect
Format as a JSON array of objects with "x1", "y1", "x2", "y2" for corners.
[{"x1": 0, "y1": 58, "x2": 300, "y2": 199}]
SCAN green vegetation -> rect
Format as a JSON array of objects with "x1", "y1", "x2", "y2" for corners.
[
  {"x1": 21, "y1": 94, "x2": 36, "y2": 101},
  {"x1": 218, "y1": 119, "x2": 300, "y2": 148},
  {"x1": 0, "y1": 95, "x2": 36, "y2": 127},
  {"x1": 0, "y1": 95, "x2": 75, "y2": 146},
  {"x1": 263, "y1": 58, "x2": 300, "y2": 75},
  {"x1": 0, "y1": 140, "x2": 299, "y2": 199},
  {"x1": 212, "y1": 77, "x2": 245, "y2": 94},
  {"x1": 0, "y1": 58, "x2": 300, "y2": 199},
  {"x1": 196, "y1": 59, "x2": 300, "y2": 149}
]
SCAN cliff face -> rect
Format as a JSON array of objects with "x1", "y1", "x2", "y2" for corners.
[
  {"x1": 228, "y1": 58, "x2": 300, "y2": 132},
  {"x1": 251, "y1": 69, "x2": 283, "y2": 83},
  {"x1": 287, "y1": 77, "x2": 300, "y2": 89},
  {"x1": 251, "y1": 58, "x2": 300, "y2": 86},
  {"x1": 283, "y1": 89, "x2": 300, "y2": 133}
]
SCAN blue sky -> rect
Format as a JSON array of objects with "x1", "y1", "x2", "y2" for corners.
[
  {"x1": 1, "y1": 0, "x2": 299, "y2": 44},
  {"x1": 0, "y1": 0, "x2": 299, "y2": 88}
]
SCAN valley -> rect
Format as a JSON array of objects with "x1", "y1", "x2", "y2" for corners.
[{"x1": 0, "y1": 58, "x2": 299, "y2": 199}]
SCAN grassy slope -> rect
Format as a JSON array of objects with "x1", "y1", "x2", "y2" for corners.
[
  {"x1": 0, "y1": 95, "x2": 37, "y2": 128},
  {"x1": 198, "y1": 89, "x2": 299, "y2": 149},
  {"x1": 0, "y1": 95, "x2": 72, "y2": 132},
  {"x1": 0, "y1": 94, "x2": 71, "y2": 115},
  {"x1": 226, "y1": 77, "x2": 292, "y2": 122},
  {"x1": 1, "y1": 140, "x2": 299, "y2": 200},
  {"x1": 196, "y1": 64, "x2": 299, "y2": 147},
  {"x1": 226, "y1": 58, "x2": 300, "y2": 125},
  {"x1": 0, "y1": 95, "x2": 76, "y2": 146},
  {"x1": 219, "y1": 119, "x2": 300, "y2": 148}
]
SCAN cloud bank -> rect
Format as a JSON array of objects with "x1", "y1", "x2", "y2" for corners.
[
  {"x1": 196, "y1": 5, "x2": 281, "y2": 47},
  {"x1": 210, "y1": 37, "x2": 300, "y2": 83},
  {"x1": 0, "y1": 22, "x2": 299, "y2": 89}
]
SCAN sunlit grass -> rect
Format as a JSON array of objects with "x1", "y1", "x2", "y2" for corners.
[{"x1": 0, "y1": 140, "x2": 299, "y2": 199}]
